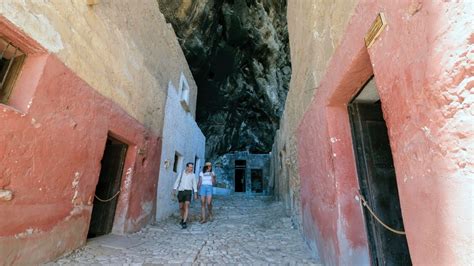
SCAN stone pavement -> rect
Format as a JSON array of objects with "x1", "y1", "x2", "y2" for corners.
[{"x1": 51, "y1": 195, "x2": 321, "y2": 265}]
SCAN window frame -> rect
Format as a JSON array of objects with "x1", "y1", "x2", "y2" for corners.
[
  {"x1": 178, "y1": 72, "x2": 190, "y2": 112},
  {"x1": 0, "y1": 38, "x2": 26, "y2": 104}
]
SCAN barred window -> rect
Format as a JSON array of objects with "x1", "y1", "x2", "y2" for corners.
[{"x1": 1, "y1": 37, "x2": 26, "y2": 104}]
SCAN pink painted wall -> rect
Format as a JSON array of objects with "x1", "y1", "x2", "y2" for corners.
[
  {"x1": 297, "y1": 1, "x2": 472, "y2": 265},
  {"x1": 0, "y1": 18, "x2": 162, "y2": 264}
]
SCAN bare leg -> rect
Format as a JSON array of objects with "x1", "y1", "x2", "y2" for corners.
[
  {"x1": 179, "y1": 202, "x2": 184, "y2": 220},
  {"x1": 200, "y1": 196, "x2": 206, "y2": 222},
  {"x1": 183, "y1": 201, "x2": 190, "y2": 222},
  {"x1": 207, "y1": 195, "x2": 213, "y2": 220}
]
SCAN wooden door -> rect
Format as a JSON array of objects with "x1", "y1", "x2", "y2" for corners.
[
  {"x1": 88, "y1": 137, "x2": 127, "y2": 238},
  {"x1": 349, "y1": 102, "x2": 411, "y2": 265},
  {"x1": 235, "y1": 169, "x2": 245, "y2": 192}
]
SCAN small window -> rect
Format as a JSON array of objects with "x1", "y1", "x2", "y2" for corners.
[
  {"x1": 1, "y1": 37, "x2": 26, "y2": 104},
  {"x1": 279, "y1": 152, "x2": 283, "y2": 169},
  {"x1": 173, "y1": 151, "x2": 183, "y2": 173},
  {"x1": 179, "y1": 73, "x2": 190, "y2": 112},
  {"x1": 194, "y1": 156, "x2": 201, "y2": 174}
]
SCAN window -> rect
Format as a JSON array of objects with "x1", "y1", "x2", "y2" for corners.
[
  {"x1": 173, "y1": 151, "x2": 183, "y2": 173},
  {"x1": 194, "y1": 156, "x2": 201, "y2": 174},
  {"x1": 179, "y1": 72, "x2": 190, "y2": 112},
  {"x1": 279, "y1": 152, "x2": 283, "y2": 170},
  {"x1": 0, "y1": 37, "x2": 26, "y2": 104}
]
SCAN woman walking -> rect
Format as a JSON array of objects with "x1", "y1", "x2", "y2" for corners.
[{"x1": 198, "y1": 162, "x2": 216, "y2": 223}]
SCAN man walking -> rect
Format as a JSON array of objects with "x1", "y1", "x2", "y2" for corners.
[{"x1": 172, "y1": 162, "x2": 198, "y2": 229}]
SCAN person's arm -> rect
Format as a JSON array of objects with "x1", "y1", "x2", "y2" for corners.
[
  {"x1": 197, "y1": 175, "x2": 202, "y2": 190},
  {"x1": 212, "y1": 171, "x2": 217, "y2": 186},
  {"x1": 193, "y1": 174, "x2": 198, "y2": 199}
]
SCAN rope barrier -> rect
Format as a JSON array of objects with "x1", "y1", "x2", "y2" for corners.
[
  {"x1": 95, "y1": 190, "x2": 121, "y2": 202},
  {"x1": 357, "y1": 193, "x2": 406, "y2": 235}
]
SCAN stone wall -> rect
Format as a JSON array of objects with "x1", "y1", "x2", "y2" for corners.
[
  {"x1": 0, "y1": 0, "x2": 198, "y2": 133},
  {"x1": 155, "y1": 79, "x2": 205, "y2": 221},
  {"x1": 271, "y1": 0, "x2": 358, "y2": 231},
  {"x1": 214, "y1": 151, "x2": 271, "y2": 195}
]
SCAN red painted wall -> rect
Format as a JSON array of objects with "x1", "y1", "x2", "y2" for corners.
[
  {"x1": 297, "y1": 1, "x2": 472, "y2": 265},
  {"x1": 0, "y1": 18, "x2": 162, "y2": 264}
]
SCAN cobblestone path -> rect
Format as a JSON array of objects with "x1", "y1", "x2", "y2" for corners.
[{"x1": 52, "y1": 195, "x2": 321, "y2": 265}]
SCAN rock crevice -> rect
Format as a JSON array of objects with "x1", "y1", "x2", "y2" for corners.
[{"x1": 159, "y1": 0, "x2": 291, "y2": 158}]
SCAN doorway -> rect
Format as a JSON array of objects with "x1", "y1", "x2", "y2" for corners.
[
  {"x1": 234, "y1": 160, "x2": 246, "y2": 192},
  {"x1": 349, "y1": 78, "x2": 411, "y2": 265},
  {"x1": 250, "y1": 169, "x2": 263, "y2": 193},
  {"x1": 194, "y1": 156, "x2": 201, "y2": 174},
  {"x1": 88, "y1": 136, "x2": 128, "y2": 238}
]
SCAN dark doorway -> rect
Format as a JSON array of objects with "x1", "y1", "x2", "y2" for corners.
[
  {"x1": 349, "y1": 79, "x2": 411, "y2": 265},
  {"x1": 234, "y1": 160, "x2": 246, "y2": 192},
  {"x1": 194, "y1": 156, "x2": 200, "y2": 174},
  {"x1": 88, "y1": 136, "x2": 128, "y2": 238},
  {"x1": 251, "y1": 169, "x2": 263, "y2": 193}
]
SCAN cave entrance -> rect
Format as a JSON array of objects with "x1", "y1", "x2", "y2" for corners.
[
  {"x1": 251, "y1": 169, "x2": 263, "y2": 193},
  {"x1": 234, "y1": 160, "x2": 246, "y2": 192},
  {"x1": 88, "y1": 136, "x2": 128, "y2": 239},
  {"x1": 348, "y1": 78, "x2": 411, "y2": 265}
]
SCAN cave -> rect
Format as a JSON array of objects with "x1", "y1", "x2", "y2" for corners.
[
  {"x1": 158, "y1": 0, "x2": 291, "y2": 159},
  {"x1": 2, "y1": 1, "x2": 471, "y2": 264}
]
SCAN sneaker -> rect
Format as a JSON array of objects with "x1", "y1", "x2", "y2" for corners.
[{"x1": 181, "y1": 222, "x2": 187, "y2": 229}]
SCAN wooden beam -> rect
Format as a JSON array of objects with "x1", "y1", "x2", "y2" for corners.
[{"x1": 365, "y1": 13, "x2": 387, "y2": 48}]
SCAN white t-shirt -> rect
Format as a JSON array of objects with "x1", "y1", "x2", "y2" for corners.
[{"x1": 199, "y1": 171, "x2": 215, "y2": 186}]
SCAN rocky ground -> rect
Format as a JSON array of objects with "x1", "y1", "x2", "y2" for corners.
[{"x1": 50, "y1": 195, "x2": 320, "y2": 265}]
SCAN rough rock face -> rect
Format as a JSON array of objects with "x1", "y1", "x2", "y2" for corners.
[{"x1": 158, "y1": 0, "x2": 290, "y2": 158}]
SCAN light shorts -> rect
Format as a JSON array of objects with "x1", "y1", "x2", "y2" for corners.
[{"x1": 199, "y1": 185, "x2": 213, "y2": 197}]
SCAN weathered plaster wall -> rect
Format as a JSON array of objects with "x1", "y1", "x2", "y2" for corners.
[
  {"x1": 0, "y1": 1, "x2": 201, "y2": 263},
  {"x1": 155, "y1": 81, "x2": 205, "y2": 221},
  {"x1": 271, "y1": 0, "x2": 358, "y2": 240},
  {"x1": 0, "y1": 49, "x2": 161, "y2": 264},
  {"x1": 0, "y1": 0, "x2": 198, "y2": 133},
  {"x1": 367, "y1": 2, "x2": 473, "y2": 264},
  {"x1": 297, "y1": 1, "x2": 473, "y2": 265}
]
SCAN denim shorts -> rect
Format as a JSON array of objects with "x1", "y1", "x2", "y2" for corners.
[{"x1": 199, "y1": 185, "x2": 213, "y2": 196}]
